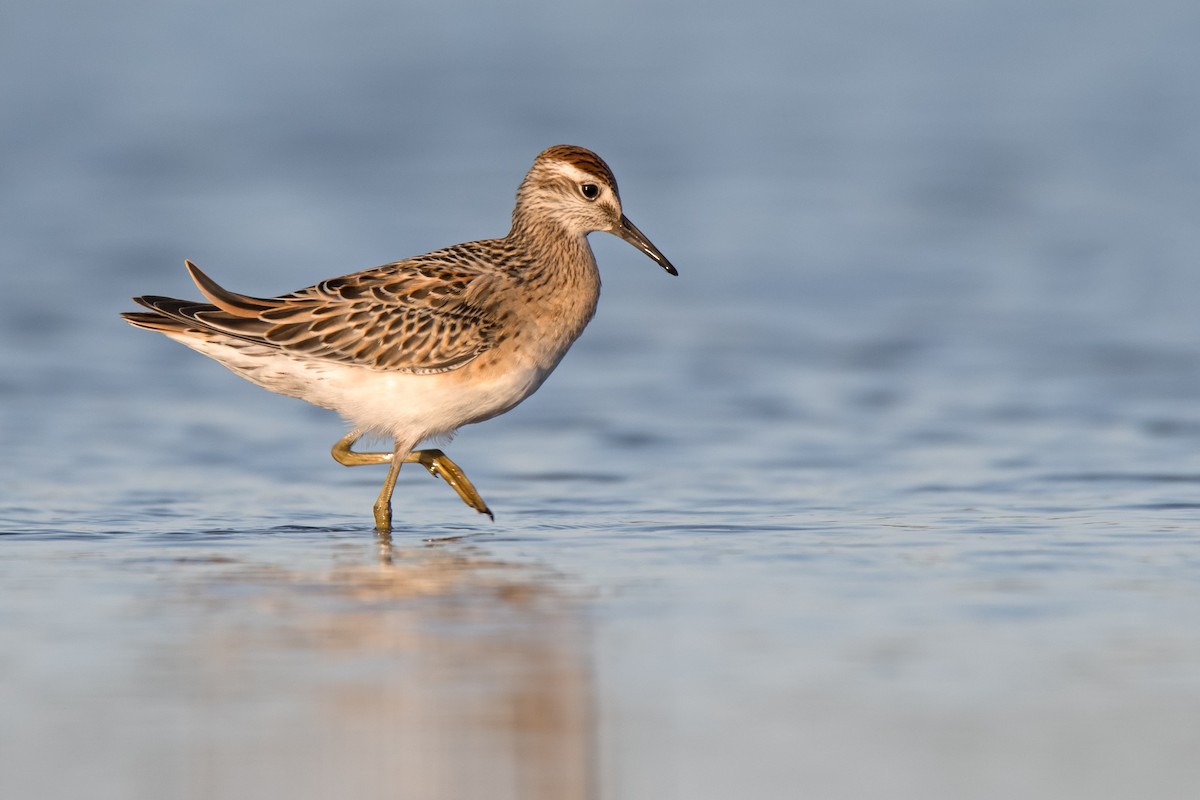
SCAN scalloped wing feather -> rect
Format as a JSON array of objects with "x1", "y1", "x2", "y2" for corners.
[{"x1": 130, "y1": 256, "x2": 505, "y2": 374}]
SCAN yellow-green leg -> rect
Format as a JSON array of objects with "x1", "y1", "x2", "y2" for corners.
[{"x1": 331, "y1": 431, "x2": 494, "y2": 529}]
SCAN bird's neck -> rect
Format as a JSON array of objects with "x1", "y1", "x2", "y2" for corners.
[
  {"x1": 507, "y1": 216, "x2": 597, "y2": 284},
  {"x1": 504, "y1": 218, "x2": 602, "y2": 349}
]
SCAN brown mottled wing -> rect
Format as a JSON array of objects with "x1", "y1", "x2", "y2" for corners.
[{"x1": 161, "y1": 254, "x2": 504, "y2": 373}]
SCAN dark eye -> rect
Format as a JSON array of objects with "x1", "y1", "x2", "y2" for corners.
[{"x1": 580, "y1": 183, "x2": 600, "y2": 200}]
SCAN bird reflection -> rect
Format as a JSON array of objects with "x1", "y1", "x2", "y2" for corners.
[{"x1": 167, "y1": 532, "x2": 597, "y2": 800}]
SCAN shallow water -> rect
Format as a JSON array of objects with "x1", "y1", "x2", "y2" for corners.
[{"x1": 4, "y1": 1, "x2": 1200, "y2": 798}]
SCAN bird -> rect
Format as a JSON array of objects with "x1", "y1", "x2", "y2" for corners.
[{"x1": 121, "y1": 145, "x2": 677, "y2": 530}]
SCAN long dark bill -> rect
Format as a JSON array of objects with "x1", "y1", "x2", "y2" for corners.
[{"x1": 615, "y1": 215, "x2": 678, "y2": 276}]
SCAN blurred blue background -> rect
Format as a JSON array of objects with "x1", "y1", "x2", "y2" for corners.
[{"x1": 4, "y1": 1, "x2": 1200, "y2": 799}]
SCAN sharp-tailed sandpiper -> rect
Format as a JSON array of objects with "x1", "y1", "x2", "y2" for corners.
[{"x1": 122, "y1": 145, "x2": 677, "y2": 530}]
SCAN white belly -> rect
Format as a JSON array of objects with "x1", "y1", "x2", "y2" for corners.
[
  {"x1": 325, "y1": 359, "x2": 550, "y2": 441},
  {"x1": 172, "y1": 333, "x2": 551, "y2": 445}
]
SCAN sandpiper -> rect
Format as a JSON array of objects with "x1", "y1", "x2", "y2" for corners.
[{"x1": 122, "y1": 145, "x2": 677, "y2": 530}]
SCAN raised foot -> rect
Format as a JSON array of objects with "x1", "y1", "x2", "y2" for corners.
[
  {"x1": 331, "y1": 432, "x2": 493, "y2": 527},
  {"x1": 410, "y1": 449, "x2": 494, "y2": 521}
]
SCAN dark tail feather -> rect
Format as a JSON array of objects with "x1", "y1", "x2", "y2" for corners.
[
  {"x1": 186, "y1": 260, "x2": 276, "y2": 317},
  {"x1": 122, "y1": 260, "x2": 279, "y2": 343},
  {"x1": 120, "y1": 309, "x2": 200, "y2": 334}
]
